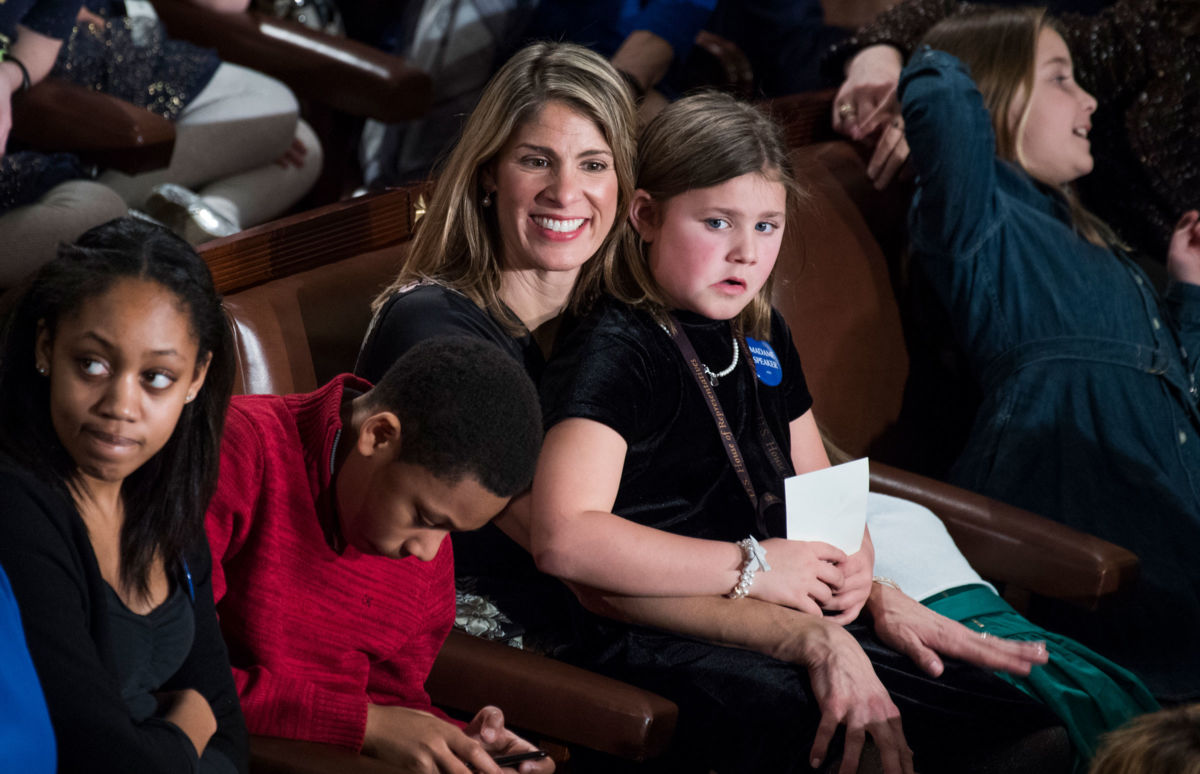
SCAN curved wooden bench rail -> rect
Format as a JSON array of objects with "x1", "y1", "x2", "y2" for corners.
[
  {"x1": 150, "y1": 0, "x2": 432, "y2": 123},
  {"x1": 199, "y1": 188, "x2": 421, "y2": 296},
  {"x1": 428, "y1": 630, "x2": 678, "y2": 762},
  {"x1": 870, "y1": 462, "x2": 1139, "y2": 610},
  {"x1": 11, "y1": 79, "x2": 175, "y2": 174}
]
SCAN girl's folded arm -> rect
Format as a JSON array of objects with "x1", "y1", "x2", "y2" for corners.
[
  {"x1": 530, "y1": 416, "x2": 745, "y2": 597},
  {"x1": 900, "y1": 48, "x2": 1004, "y2": 260}
]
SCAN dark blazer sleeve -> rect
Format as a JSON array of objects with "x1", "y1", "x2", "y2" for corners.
[
  {"x1": 164, "y1": 545, "x2": 249, "y2": 773},
  {"x1": 0, "y1": 469, "x2": 203, "y2": 773}
]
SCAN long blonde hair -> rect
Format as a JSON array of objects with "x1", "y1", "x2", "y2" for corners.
[
  {"x1": 606, "y1": 90, "x2": 806, "y2": 340},
  {"x1": 372, "y1": 42, "x2": 637, "y2": 333},
  {"x1": 921, "y1": 7, "x2": 1121, "y2": 248}
]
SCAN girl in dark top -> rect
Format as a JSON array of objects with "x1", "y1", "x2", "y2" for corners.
[
  {"x1": 531, "y1": 90, "x2": 1077, "y2": 774},
  {"x1": 0, "y1": 217, "x2": 247, "y2": 772},
  {"x1": 892, "y1": 9, "x2": 1200, "y2": 701}
]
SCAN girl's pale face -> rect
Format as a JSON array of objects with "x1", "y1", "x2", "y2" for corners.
[
  {"x1": 36, "y1": 279, "x2": 209, "y2": 488},
  {"x1": 483, "y1": 101, "x2": 620, "y2": 277},
  {"x1": 636, "y1": 172, "x2": 786, "y2": 320},
  {"x1": 1011, "y1": 27, "x2": 1097, "y2": 187}
]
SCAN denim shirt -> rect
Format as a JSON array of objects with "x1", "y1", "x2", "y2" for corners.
[{"x1": 900, "y1": 49, "x2": 1200, "y2": 699}]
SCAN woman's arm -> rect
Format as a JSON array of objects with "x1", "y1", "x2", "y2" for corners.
[
  {"x1": 2, "y1": 23, "x2": 69, "y2": 155},
  {"x1": 530, "y1": 417, "x2": 847, "y2": 614},
  {"x1": 163, "y1": 547, "x2": 248, "y2": 772}
]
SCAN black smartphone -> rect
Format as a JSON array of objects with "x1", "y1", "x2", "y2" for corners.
[{"x1": 492, "y1": 749, "x2": 549, "y2": 767}]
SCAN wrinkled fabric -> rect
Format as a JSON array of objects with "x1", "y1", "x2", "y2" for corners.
[
  {"x1": 927, "y1": 585, "x2": 1159, "y2": 770},
  {"x1": 51, "y1": 4, "x2": 220, "y2": 120}
]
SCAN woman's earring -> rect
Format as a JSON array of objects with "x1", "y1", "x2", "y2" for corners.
[
  {"x1": 481, "y1": 191, "x2": 493, "y2": 207},
  {"x1": 36, "y1": 364, "x2": 47, "y2": 376},
  {"x1": 185, "y1": 393, "x2": 195, "y2": 403}
]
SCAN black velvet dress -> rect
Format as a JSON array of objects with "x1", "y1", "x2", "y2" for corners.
[{"x1": 540, "y1": 299, "x2": 1059, "y2": 773}]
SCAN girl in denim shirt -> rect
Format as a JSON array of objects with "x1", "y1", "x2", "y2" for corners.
[{"x1": 899, "y1": 7, "x2": 1200, "y2": 702}]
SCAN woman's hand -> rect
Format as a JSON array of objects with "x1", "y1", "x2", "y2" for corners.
[
  {"x1": 0, "y1": 66, "x2": 17, "y2": 158},
  {"x1": 752, "y1": 538, "x2": 846, "y2": 615},
  {"x1": 824, "y1": 528, "x2": 874, "y2": 624},
  {"x1": 158, "y1": 688, "x2": 217, "y2": 757},
  {"x1": 1167, "y1": 209, "x2": 1200, "y2": 286},
  {"x1": 365, "y1": 704, "x2": 505, "y2": 773},
  {"x1": 866, "y1": 583, "x2": 1049, "y2": 678},
  {"x1": 800, "y1": 620, "x2": 914, "y2": 774},
  {"x1": 465, "y1": 707, "x2": 554, "y2": 773},
  {"x1": 833, "y1": 45, "x2": 910, "y2": 189}
]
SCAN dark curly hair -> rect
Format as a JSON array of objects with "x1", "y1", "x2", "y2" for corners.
[
  {"x1": 0, "y1": 217, "x2": 234, "y2": 597},
  {"x1": 366, "y1": 336, "x2": 542, "y2": 497}
]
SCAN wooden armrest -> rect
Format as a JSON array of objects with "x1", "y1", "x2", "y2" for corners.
[
  {"x1": 250, "y1": 736, "x2": 401, "y2": 773},
  {"x1": 149, "y1": 0, "x2": 431, "y2": 122},
  {"x1": 199, "y1": 187, "x2": 421, "y2": 294},
  {"x1": 869, "y1": 460, "x2": 1139, "y2": 609},
  {"x1": 10, "y1": 79, "x2": 175, "y2": 174},
  {"x1": 426, "y1": 630, "x2": 678, "y2": 761}
]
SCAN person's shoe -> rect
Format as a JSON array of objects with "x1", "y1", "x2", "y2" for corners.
[{"x1": 143, "y1": 183, "x2": 238, "y2": 245}]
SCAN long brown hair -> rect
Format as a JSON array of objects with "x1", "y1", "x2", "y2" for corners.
[
  {"x1": 921, "y1": 7, "x2": 1121, "y2": 248},
  {"x1": 371, "y1": 42, "x2": 637, "y2": 333},
  {"x1": 606, "y1": 90, "x2": 806, "y2": 339}
]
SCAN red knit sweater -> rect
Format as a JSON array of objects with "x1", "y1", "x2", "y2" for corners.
[{"x1": 206, "y1": 375, "x2": 458, "y2": 751}]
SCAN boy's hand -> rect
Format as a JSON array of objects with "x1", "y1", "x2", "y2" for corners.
[
  {"x1": 1167, "y1": 210, "x2": 1200, "y2": 286},
  {"x1": 364, "y1": 704, "x2": 503, "y2": 774},
  {"x1": 465, "y1": 707, "x2": 554, "y2": 773},
  {"x1": 866, "y1": 583, "x2": 1048, "y2": 678}
]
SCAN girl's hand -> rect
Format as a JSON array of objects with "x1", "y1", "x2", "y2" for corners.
[
  {"x1": 1167, "y1": 210, "x2": 1200, "y2": 286},
  {"x1": 465, "y1": 707, "x2": 554, "y2": 773},
  {"x1": 824, "y1": 528, "x2": 874, "y2": 624},
  {"x1": 751, "y1": 538, "x2": 846, "y2": 615}
]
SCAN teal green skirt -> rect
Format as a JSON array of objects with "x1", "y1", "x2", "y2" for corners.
[{"x1": 924, "y1": 585, "x2": 1159, "y2": 771}]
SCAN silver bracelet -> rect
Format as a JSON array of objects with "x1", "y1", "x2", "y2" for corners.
[
  {"x1": 727, "y1": 536, "x2": 771, "y2": 599},
  {"x1": 872, "y1": 575, "x2": 902, "y2": 592}
]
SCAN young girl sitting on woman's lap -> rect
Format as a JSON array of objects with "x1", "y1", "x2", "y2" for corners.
[
  {"x1": 0, "y1": 218, "x2": 246, "y2": 772},
  {"x1": 531, "y1": 91, "x2": 1122, "y2": 774},
  {"x1": 899, "y1": 8, "x2": 1200, "y2": 701}
]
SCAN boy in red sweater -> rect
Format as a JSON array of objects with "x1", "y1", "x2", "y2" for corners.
[{"x1": 205, "y1": 337, "x2": 551, "y2": 774}]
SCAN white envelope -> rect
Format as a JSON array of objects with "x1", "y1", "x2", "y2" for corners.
[{"x1": 784, "y1": 458, "x2": 868, "y2": 553}]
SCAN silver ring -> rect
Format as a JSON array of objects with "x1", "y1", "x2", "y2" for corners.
[{"x1": 838, "y1": 102, "x2": 857, "y2": 118}]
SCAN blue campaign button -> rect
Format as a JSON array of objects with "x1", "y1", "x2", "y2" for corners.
[{"x1": 745, "y1": 337, "x2": 782, "y2": 386}]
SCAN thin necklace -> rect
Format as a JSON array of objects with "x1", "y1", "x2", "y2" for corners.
[{"x1": 659, "y1": 322, "x2": 740, "y2": 386}]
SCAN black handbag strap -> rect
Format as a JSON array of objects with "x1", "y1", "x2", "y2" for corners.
[{"x1": 664, "y1": 316, "x2": 792, "y2": 532}]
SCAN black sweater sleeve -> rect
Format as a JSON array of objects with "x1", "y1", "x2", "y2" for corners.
[{"x1": 0, "y1": 468, "x2": 239, "y2": 773}]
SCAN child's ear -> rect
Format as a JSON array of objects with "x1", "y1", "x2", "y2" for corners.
[
  {"x1": 355, "y1": 411, "x2": 402, "y2": 458},
  {"x1": 629, "y1": 189, "x2": 660, "y2": 243}
]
